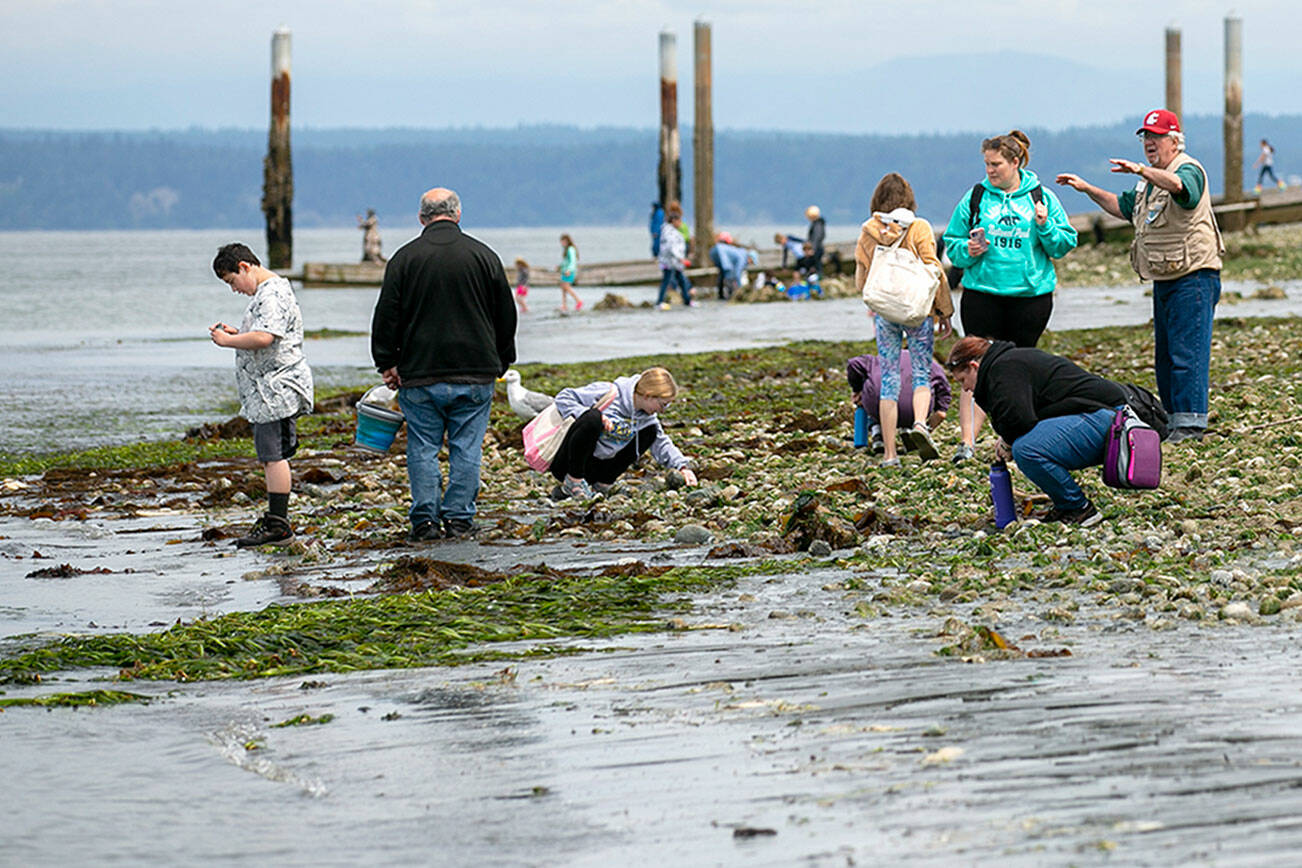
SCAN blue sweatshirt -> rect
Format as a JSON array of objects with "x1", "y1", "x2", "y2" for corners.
[
  {"x1": 709, "y1": 243, "x2": 757, "y2": 281},
  {"x1": 942, "y1": 169, "x2": 1077, "y2": 298}
]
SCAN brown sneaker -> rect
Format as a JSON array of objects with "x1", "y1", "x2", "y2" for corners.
[{"x1": 235, "y1": 513, "x2": 294, "y2": 548}]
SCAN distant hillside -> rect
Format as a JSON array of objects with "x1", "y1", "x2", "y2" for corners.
[{"x1": 2, "y1": 115, "x2": 1299, "y2": 230}]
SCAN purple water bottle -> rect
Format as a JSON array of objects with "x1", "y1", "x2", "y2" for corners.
[
  {"x1": 853, "y1": 406, "x2": 869, "y2": 448},
  {"x1": 989, "y1": 461, "x2": 1017, "y2": 529}
]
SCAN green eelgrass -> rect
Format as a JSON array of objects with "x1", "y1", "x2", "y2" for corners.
[
  {"x1": 0, "y1": 563, "x2": 779, "y2": 684},
  {"x1": 0, "y1": 689, "x2": 150, "y2": 708}
]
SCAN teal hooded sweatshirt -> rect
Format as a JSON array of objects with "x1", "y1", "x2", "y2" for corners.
[{"x1": 942, "y1": 169, "x2": 1077, "y2": 298}]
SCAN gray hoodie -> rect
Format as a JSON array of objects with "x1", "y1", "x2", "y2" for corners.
[{"x1": 553, "y1": 374, "x2": 688, "y2": 469}]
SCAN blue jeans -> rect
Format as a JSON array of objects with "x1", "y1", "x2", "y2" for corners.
[
  {"x1": 1010, "y1": 408, "x2": 1115, "y2": 510},
  {"x1": 1153, "y1": 268, "x2": 1219, "y2": 429},
  {"x1": 873, "y1": 315, "x2": 934, "y2": 402},
  {"x1": 397, "y1": 382, "x2": 495, "y2": 527},
  {"x1": 657, "y1": 268, "x2": 691, "y2": 305}
]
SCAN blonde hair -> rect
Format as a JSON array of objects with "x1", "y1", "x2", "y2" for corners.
[
  {"x1": 634, "y1": 367, "x2": 678, "y2": 400},
  {"x1": 982, "y1": 129, "x2": 1031, "y2": 167}
]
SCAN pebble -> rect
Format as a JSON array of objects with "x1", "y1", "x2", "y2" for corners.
[
  {"x1": 1221, "y1": 601, "x2": 1257, "y2": 621},
  {"x1": 674, "y1": 524, "x2": 713, "y2": 545},
  {"x1": 665, "y1": 470, "x2": 687, "y2": 491},
  {"x1": 808, "y1": 540, "x2": 833, "y2": 558}
]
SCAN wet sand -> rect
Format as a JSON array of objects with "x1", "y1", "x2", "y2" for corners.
[{"x1": 5, "y1": 560, "x2": 1302, "y2": 865}]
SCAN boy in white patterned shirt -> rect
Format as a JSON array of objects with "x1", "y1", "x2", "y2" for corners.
[{"x1": 210, "y1": 243, "x2": 314, "y2": 547}]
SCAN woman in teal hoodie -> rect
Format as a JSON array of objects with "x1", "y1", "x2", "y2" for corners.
[{"x1": 942, "y1": 130, "x2": 1078, "y2": 461}]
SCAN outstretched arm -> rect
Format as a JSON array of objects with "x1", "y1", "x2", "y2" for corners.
[{"x1": 1055, "y1": 173, "x2": 1124, "y2": 220}]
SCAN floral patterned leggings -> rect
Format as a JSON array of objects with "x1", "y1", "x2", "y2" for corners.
[{"x1": 874, "y1": 314, "x2": 934, "y2": 402}]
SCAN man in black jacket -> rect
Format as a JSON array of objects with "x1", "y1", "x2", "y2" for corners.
[
  {"x1": 948, "y1": 337, "x2": 1124, "y2": 526},
  {"x1": 371, "y1": 188, "x2": 517, "y2": 541}
]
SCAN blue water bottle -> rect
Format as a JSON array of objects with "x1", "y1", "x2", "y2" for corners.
[
  {"x1": 989, "y1": 461, "x2": 1017, "y2": 529},
  {"x1": 853, "y1": 406, "x2": 869, "y2": 448}
]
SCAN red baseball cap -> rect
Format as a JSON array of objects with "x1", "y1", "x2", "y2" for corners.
[{"x1": 1137, "y1": 109, "x2": 1181, "y2": 135}]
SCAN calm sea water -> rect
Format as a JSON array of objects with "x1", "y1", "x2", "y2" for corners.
[{"x1": 0, "y1": 224, "x2": 860, "y2": 455}]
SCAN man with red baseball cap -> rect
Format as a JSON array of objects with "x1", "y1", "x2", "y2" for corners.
[
  {"x1": 1137, "y1": 108, "x2": 1181, "y2": 135},
  {"x1": 1054, "y1": 109, "x2": 1224, "y2": 444}
]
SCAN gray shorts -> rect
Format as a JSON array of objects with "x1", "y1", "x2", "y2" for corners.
[{"x1": 252, "y1": 418, "x2": 298, "y2": 463}]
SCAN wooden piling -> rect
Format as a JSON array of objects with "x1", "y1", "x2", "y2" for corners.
[
  {"x1": 658, "y1": 31, "x2": 681, "y2": 208},
  {"x1": 1223, "y1": 15, "x2": 1244, "y2": 229},
  {"x1": 262, "y1": 26, "x2": 293, "y2": 271},
  {"x1": 1164, "y1": 27, "x2": 1182, "y2": 120},
  {"x1": 692, "y1": 20, "x2": 714, "y2": 262}
]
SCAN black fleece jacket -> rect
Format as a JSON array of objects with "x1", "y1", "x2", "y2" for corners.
[
  {"x1": 974, "y1": 341, "x2": 1125, "y2": 443},
  {"x1": 370, "y1": 221, "x2": 517, "y2": 384}
]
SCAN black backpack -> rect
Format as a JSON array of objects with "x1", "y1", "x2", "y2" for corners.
[{"x1": 1118, "y1": 382, "x2": 1170, "y2": 441}]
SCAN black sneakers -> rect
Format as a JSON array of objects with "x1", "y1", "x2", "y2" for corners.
[
  {"x1": 1044, "y1": 501, "x2": 1102, "y2": 527},
  {"x1": 235, "y1": 513, "x2": 294, "y2": 548},
  {"x1": 443, "y1": 518, "x2": 476, "y2": 539},
  {"x1": 408, "y1": 520, "x2": 443, "y2": 542},
  {"x1": 1166, "y1": 427, "x2": 1205, "y2": 444}
]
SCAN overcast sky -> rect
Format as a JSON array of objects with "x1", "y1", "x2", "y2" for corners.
[{"x1": 2, "y1": 0, "x2": 1297, "y2": 133}]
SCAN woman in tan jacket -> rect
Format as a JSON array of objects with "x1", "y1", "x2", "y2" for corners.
[{"x1": 854, "y1": 173, "x2": 953, "y2": 466}]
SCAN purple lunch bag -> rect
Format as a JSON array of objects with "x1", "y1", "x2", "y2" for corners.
[{"x1": 1101, "y1": 405, "x2": 1162, "y2": 489}]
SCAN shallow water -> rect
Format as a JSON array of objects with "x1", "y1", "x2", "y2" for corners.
[{"x1": 5, "y1": 557, "x2": 1302, "y2": 866}]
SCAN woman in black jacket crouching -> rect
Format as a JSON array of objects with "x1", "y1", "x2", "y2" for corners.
[{"x1": 947, "y1": 336, "x2": 1126, "y2": 526}]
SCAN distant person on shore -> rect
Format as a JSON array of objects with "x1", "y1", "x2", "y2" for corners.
[
  {"x1": 855, "y1": 172, "x2": 953, "y2": 466},
  {"x1": 209, "y1": 242, "x2": 314, "y2": 548},
  {"x1": 1056, "y1": 109, "x2": 1223, "y2": 444},
  {"x1": 805, "y1": 205, "x2": 826, "y2": 276},
  {"x1": 942, "y1": 129, "x2": 1077, "y2": 463},
  {"x1": 1253, "y1": 139, "x2": 1285, "y2": 193},
  {"x1": 657, "y1": 202, "x2": 694, "y2": 309},
  {"x1": 709, "y1": 232, "x2": 758, "y2": 300},
  {"x1": 649, "y1": 201, "x2": 665, "y2": 257},
  {"x1": 357, "y1": 209, "x2": 385, "y2": 263},
  {"x1": 558, "y1": 234, "x2": 582, "y2": 312},
  {"x1": 513, "y1": 258, "x2": 531, "y2": 313},
  {"x1": 371, "y1": 187, "x2": 517, "y2": 541},
  {"x1": 847, "y1": 350, "x2": 950, "y2": 454},
  {"x1": 548, "y1": 367, "x2": 697, "y2": 500},
  {"x1": 775, "y1": 233, "x2": 805, "y2": 268}
]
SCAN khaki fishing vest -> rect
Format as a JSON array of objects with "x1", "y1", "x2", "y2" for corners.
[{"x1": 1129, "y1": 152, "x2": 1224, "y2": 281}]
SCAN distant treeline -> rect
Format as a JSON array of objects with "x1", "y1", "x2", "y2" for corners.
[{"x1": 2, "y1": 115, "x2": 1299, "y2": 230}]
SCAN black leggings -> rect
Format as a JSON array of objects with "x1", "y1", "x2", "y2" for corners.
[
  {"x1": 960, "y1": 288, "x2": 1053, "y2": 348},
  {"x1": 550, "y1": 409, "x2": 652, "y2": 484}
]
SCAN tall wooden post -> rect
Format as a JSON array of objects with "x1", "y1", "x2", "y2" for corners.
[
  {"x1": 1164, "y1": 27, "x2": 1182, "y2": 120},
  {"x1": 262, "y1": 26, "x2": 293, "y2": 270},
  {"x1": 1223, "y1": 15, "x2": 1244, "y2": 227},
  {"x1": 657, "y1": 31, "x2": 681, "y2": 208},
  {"x1": 692, "y1": 20, "x2": 714, "y2": 262}
]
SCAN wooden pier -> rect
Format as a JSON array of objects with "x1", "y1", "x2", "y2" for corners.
[{"x1": 290, "y1": 187, "x2": 1302, "y2": 289}]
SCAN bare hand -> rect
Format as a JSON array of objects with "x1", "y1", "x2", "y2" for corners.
[
  {"x1": 1055, "y1": 172, "x2": 1087, "y2": 191},
  {"x1": 380, "y1": 366, "x2": 402, "y2": 389},
  {"x1": 681, "y1": 467, "x2": 698, "y2": 486},
  {"x1": 1034, "y1": 201, "x2": 1048, "y2": 225},
  {"x1": 1109, "y1": 158, "x2": 1143, "y2": 175},
  {"x1": 935, "y1": 316, "x2": 953, "y2": 339},
  {"x1": 994, "y1": 438, "x2": 1011, "y2": 462},
  {"x1": 208, "y1": 323, "x2": 237, "y2": 346},
  {"x1": 966, "y1": 239, "x2": 986, "y2": 257},
  {"x1": 602, "y1": 416, "x2": 614, "y2": 432}
]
